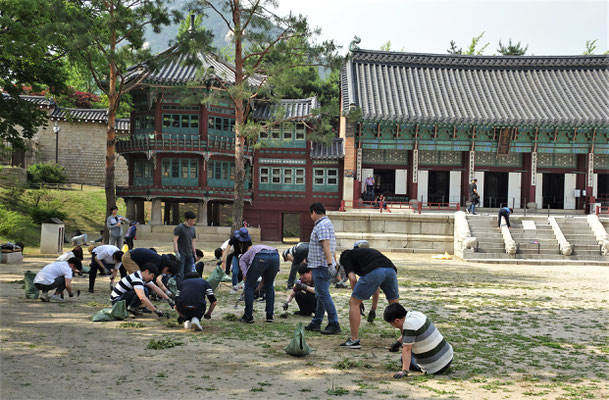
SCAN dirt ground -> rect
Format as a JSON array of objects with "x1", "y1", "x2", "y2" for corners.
[{"x1": 1, "y1": 240, "x2": 608, "y2": 400}]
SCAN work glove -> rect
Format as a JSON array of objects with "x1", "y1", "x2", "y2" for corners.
[
  {"x1": 388, "y1": 340, "x2": 402, "y2": 352},
  {"x1": 367, "y1": 309, "x2": 376, "y2": 323},
  {"x1": 359, "y1": 303, "x2": 365, "y2": 316},
  {"x1": 203, "y1": 314, "x2": 211, "y2": 320},
  {"x1": 174, "y1": 251, "x2": 181, "y2": 261},
  {"x1": 154, "y1": 309, "x2": 164, "y2": 318},
  {"x1": 393, "y1": 370, "x2": 408, "y2": 379},
  {"x1": 282, "y1": 302, "x2": 289, "y2": 311},
  {"x1": 166, "y1": 298, "x2": 175, "y2": 308},
  {"x1": 295, "y1": 282, "x2": 307, "y2": 291},
  {"x1": 165, "y1": 289, "x2": 175, "y2": 300},
  {"x1": 327, "y1": 263, "x2": 338, "y2": 278}
]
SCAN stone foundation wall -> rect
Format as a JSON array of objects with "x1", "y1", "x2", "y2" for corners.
[{"x1": 33, "y1": 121, "x2": 128, "y2": 186}]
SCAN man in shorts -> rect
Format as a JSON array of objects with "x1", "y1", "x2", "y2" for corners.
[{"x1": 338, "y1": 247, "x2": 400, "y2": 348}]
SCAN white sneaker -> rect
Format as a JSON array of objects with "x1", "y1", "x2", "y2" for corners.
[
  {"x1": 191, "y1": 317, "x2": 202, "y2": 331},
  {"x1": 183, "y1": 320, "x2": 192, "y2": 329},
  {"x1": 49, "y1": 294, "x2": 65, "y2": 302}
]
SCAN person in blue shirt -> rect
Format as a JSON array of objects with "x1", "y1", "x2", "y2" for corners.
[
  {"x1": 498, "y1": 207, "x2": 513, "y2": 229},
  {"x1": 175, "y1": 272, "x2": 217, "y2": 331}
]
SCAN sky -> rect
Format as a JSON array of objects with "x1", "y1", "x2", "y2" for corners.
[{"x1": 275, "y1": 0, "x2": 608, "y2": 56}]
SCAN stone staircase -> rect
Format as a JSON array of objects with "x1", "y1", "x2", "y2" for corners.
[
  {"x1": 557, "y1": 218, "x2": 603, "y2": 257},
  {"x1": 463, "y1": 215, "x2": 609, "y2": 264}
]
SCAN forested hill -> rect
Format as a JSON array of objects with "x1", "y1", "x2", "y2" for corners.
[{"x1": 145, "y1": 0, "x2": 231, "y2": 53}]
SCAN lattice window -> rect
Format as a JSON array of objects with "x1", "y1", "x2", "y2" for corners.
[
  {"x1": 419, "y1": 151, "x2": 461, "y2": 166},
  {"x1": 362, "y1": 149, "x2": 408, "y2": 165},
  {"x1": 476, "y1": 152, "x2": 522, "y2": 167},
  {"x1": 537, "y1": 153, "x2": 577, "y2": 168},
  {"x1": 595, "y1": 154, "x2": 609, "y2": 169}
]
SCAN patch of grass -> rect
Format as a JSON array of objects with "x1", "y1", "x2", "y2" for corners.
[
  {"x1": 334, "y1": 358, "x2": 372, "y2": 370},
  {"x1": 146, "y1": 336, "x2": 183, "y2": 350},
  {"x1": 223, "y1": 313, "x2": 239, "y2": 321},
  {"x1": 326, "y1": 385, "x2": 349, "y2": 396},
  {"x1": 119, "y1": 321, "x2": 144, "y2": 329},
  {"x1": 87, "y1": 301, "x2": 110, "y2": 308},
  {"x1": 159, "y1": 318, "x2": 180, "y2": 328}
]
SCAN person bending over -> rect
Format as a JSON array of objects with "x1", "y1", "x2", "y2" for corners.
[
  {"x1": 89, "y1": 245, "x2": 122, "y2": 293},
  {"x1": 238, "y1": 244, "x2": 280, "y2": 323},
  {"x1": 384, "y1": 303, "x2": 453, "y2": 378},
  {"x1": 282, "y1": 242, "x2": 309, "y2": 289},
  {"x1": 498, "y1": 207, "x2": 513, "y2": 229},
  {"x1": 282, "y1": 264, "x2": 317, "y2": 316},
  {"x1": 175, "y1": 272, "x2": 217, "y2": 331},
  {"x1": 110, "y1": 263, "x2": 173, "y2": 317},
  {"x1": 338, "y1": 247, "x2": 400, "y2": 349},
  {"x1": 34, "y1": 258, "x2": 82, "y2": 302}
]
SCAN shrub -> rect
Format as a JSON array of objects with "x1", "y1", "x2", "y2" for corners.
[
  {"x1": 0, "y1": 205, "x2": 38, "y2": 245},
  {"x1": 28, "y1": 206, "x2": 67, "y2": 225},
  {"x1": 27, "y1": 163, "x2": 66, "y2": 184}
]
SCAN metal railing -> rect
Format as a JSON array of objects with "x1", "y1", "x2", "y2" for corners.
[{"x1": 339, "y1": 200, "x2": 460, "y2": 214}]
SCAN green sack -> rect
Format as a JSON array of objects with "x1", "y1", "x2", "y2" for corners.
[
  {"x1": 206, "y1": 265, "x2": 229, "y2": 291},
  {"x1": 91, "y1": 308, "x2": 114, "y2": 322},
  {"x1": 24, "y1": 270, "x2": 39, "y2": 299},
  {"x1": 110, "y1": 300, "x2": 128, "y2": 320},
  {"x1": 167, "y1": 277, "x2": 178, "y2": 296},
  {"x1": 80, "y1": 264, "x2": 90, "y2": 274},
  {"x1": 284, "y1": 322, "x2": 313, "y2": 357}
]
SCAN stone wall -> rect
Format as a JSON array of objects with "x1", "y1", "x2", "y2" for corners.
[
  {"x1": 0, "y1": 166, "x2": 27, "y2": 187},
  {"x1": 32, "y1": 121, "x2": 128, "y2": 186}
]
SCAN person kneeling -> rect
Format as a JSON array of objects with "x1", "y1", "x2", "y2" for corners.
[
  {"x1": 110, "y1": 263, "x2": 173, "y2": 317},
  {"x1": 34, "y1": 258, "x2": 82, "y2": 302},
  {"x1": 175, "y1": 272, "x2": 217, "y2": 331},
  {"x1": 384, "y1": 303, "x2": 453, "y2": 378},
  {"x1": 282, "y1": 264, "x2": 316, "y2": 316}
]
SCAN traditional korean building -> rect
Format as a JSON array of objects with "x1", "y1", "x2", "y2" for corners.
[
  {"x1": 339, "y1": 49, "x2": 609, "y2": 211},
  {"x1": 116, "y1": 53, "x2": 343, "y2": 241}
]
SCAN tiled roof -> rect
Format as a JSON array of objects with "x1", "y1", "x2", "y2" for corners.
[
  {"x1": 311, "y1": 138, "x2": 344, "y2": 160},
  {"x1": 2, "y1": 94, "x2": 55, "y2": 108},
  {"x1": 127, "y1": 52, "x2": 264, "y2": 87},
  {"x1": 251, "y1": 97, "x2": 319, "y2": 120},
  {"x1": 342, "y1": 49, "x2": 609, "y2": 127},
  {"x1": 50, "y1": 108, "x2": 130, "y2": 132}
]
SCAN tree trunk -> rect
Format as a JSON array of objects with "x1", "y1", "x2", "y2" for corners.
[
  {"x1": 104, "y1": 63, "x2": 117, "y2": 243},
  {"x1": 231, "y1": 1, "x2": 245, "y2": 231}
]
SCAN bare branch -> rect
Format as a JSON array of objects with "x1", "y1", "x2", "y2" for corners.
[{"x1": 204, "y1": 0, "x2": 235, "y2": 33}]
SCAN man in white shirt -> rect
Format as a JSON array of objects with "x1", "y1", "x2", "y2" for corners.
[
  {"x1": 34, "y1": 258, "x2": 82, "y2": 302},
  {"x1": 88, "y1": 244, "x2": 123, "y2": 293}
]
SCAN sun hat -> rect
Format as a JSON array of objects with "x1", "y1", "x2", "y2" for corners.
[
  {"x1": 238, "y1": 227, "x2": 251, "y2": 242},
  {"x1": 353, "y1": 240, "x2": 370, "y2": 249}
]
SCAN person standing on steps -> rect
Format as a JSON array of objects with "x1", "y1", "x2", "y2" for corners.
[
  {"x1": 304, "y1": 202, "x2": 341, "y2": 335},
  {"x1": 173, "y1": 211, "x2": 197, "y2": 290},
  {"x1": 107, "y1": 205, "x2": 128, "y2": 248},
  {"x1": 467, "y1": 179, "x2": 479, "y2": 215}
]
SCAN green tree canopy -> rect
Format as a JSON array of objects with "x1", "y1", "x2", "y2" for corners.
[
  {"x1": 0, "y1": 0, "x2": 69, "y2": 148},
  {"x1": 497, "y1": 39, "x2": 528, "y2": 56}
]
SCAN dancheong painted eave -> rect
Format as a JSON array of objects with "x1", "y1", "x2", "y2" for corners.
[{"x1": 341, "y1": 49, "x2": 609, "y2": 128}]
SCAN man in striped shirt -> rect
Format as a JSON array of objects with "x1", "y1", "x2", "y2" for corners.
[
  {"x1": 110, "y1": 263, "x2": 173, "y2": 317},
  {"x1": 384, "y1": 303, "x2": 453, "y2": 378}
]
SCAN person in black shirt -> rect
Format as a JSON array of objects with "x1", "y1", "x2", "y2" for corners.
[
  {"x1": 175, "y1": 272, "x2": 217, "y2": 331},
  {"x1": 221, "y1": 227, "x2": 252, "y2": 292},
  {"x1": 338, "y1": 248, "x2": 400, "y2": 349},
  {"x1": 282, "y1": 242, "x2": 309, "y2": 289},
  {"x1": 282, "y1": 264, "x2": 316, "y2": 316}
]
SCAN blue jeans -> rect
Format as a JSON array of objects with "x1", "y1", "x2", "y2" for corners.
[
  {"x1": 311, "y1": 267, "x2": 338, "y2": 325},
  {"x1": 243, "y1": 251, "x2": 279, "y2": 320},
  {"x1": 468, "y1": 201, "x2": 476, "y2": 214},
  {"x1": 231, "y1": 256, "x2": 240, "y2": 287},
  {"x1": 176, "y1": 254, "x2": 195, "y2": 289},
  {"x1": 352, "y1": 267, "x2": 399, "y2": 301}
]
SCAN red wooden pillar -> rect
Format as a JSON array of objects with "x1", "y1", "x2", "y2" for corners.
[
  {"x1": 407, "y1": 150, "x2": 418, "y2": 201},
  {"x1": 522, "y1": 153, "x2": 534, "y2": 207}
]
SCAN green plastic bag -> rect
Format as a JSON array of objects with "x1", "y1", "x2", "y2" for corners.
[
  {"x1": 92, "y1": 301, "x2": 128, "y2": 322},
  {"x1": 167, "y1": 277, "x2": 178, "y2": 296},
  {"x1": 206, "y1": 265, "x2": 229, "y2": 291},
  {"x1": 91, "y1": 308, "x2": 114, "y2": 322},
  {"x1": 284, "y1": 322, "x2": 313, "y2": 357},
  {"x1": 110, "y1": 300, "x2": 128, "y2": 320},
  {"x1": 24, "y1": 271, "x2": 39, "y2": 299}
]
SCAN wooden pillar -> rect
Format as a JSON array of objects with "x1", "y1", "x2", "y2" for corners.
[
  {"x1": 171, "y1": 202, "x2": 180, "y2": 225},
  {"x1": 407, "y1": 150, "x2": 418, "y2": 202}
]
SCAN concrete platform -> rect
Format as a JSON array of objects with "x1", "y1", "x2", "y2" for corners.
[{"x1": 1, "y1": 252, "x2": 23, "y2": 264}]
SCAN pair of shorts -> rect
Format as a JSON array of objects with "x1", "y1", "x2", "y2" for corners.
[{"x1": 352, "y1": 267, "x2": 399, "y2": 301}]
